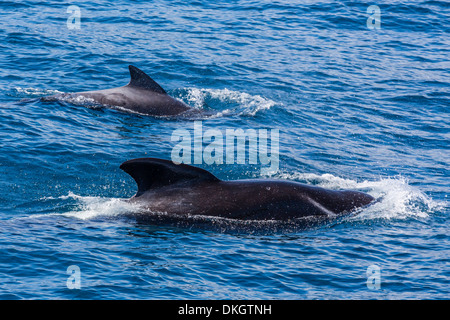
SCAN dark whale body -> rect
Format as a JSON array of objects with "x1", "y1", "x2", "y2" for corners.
[
  {"x1": 120, "y1": 158, "x2": 375, "y2": 222},
  {"x1": 43, "y1": 65, "x2": 191, "y2": 116}
]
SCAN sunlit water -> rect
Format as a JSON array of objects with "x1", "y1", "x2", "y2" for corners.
[{"x1": 0, "y1": 0, "x2": 448, "y2": 299}]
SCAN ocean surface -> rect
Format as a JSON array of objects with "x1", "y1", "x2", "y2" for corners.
[{"x1": 0, "y1": 0, "x2": 448, "y2": 300}]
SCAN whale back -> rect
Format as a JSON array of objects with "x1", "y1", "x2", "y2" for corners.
[{"x1": 120, "y1": 158, "x2": 220, "y2": 197}]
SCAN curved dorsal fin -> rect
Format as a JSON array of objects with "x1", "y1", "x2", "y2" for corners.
[
  {"x1": 127, "y1": 65, "x2": 166, "y2": 94},
  {"x1": 120, "y1": 158, "x2": 220, "y2": 197}
]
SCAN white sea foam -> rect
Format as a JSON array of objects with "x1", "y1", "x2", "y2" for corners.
[
  {"x1": 275, "y1": 172, "x2": 442, "y2": 221},
  {"x1": 13, "y1": 87, "x2": 63, "y2": 97},
  {"x1": 36, "y1": 192, "x2": 141, "y2": 220},
  {"x1": 184, "y1": 87, "x2": 278, "y2": 116}
]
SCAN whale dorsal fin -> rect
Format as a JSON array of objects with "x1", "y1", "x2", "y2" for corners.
[
  {"x1": 120, "y1": 158, "x2": 220, "y2": 197},
  {"x1": 127, "y1": 65, "x2": 167, "y2": 94}
]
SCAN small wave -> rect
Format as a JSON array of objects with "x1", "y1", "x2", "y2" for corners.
[
  {"x1": 182, "y1": 87, "x2": 278, "y2": 117},
  {"x1": 36, "y1": 192, "x2": 141, "y2": 220},
  {"x1": 12, "y1": 87, "x2": 63, "y2": 98},
  {"x1": 275, "y1": 172, "x2": 442, "y2": 221}
]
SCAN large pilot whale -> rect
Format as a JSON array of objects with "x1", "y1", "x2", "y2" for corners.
[
  {"x1": 43, "y1": 65, "x2": 191, "y2": 116},
  {"x1": 120, "y1": 158, "x2": 375, "y2": 222}
]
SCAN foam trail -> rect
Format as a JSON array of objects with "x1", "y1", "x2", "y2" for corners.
[
  {"x1": 13, "y1": 87, "x2": 63, "y2": 97},
  {"x1": 34, "y1": 192, "x2": 142, "y2": 221},
  {"x1": 183, "y1": 87, "x2": 278, "y2": 116},
  {"x1": 275, "y1": 172, "x2": 442, "y2": 221}
]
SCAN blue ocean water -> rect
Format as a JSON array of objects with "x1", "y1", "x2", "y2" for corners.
[{"x1": 0, "y1": 0, "x2": 449, "y2": 299}]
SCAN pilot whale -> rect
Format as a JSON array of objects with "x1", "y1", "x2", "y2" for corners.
[
  {"x1": 43, "y1": 65, "x2": 191, "y2": 116},
  {"x1": 120, "y1": 158, "x2": 375, "y2": 221}
]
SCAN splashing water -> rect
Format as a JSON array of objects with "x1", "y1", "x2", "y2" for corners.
[
  {"x1": 182, "y1": 87, "x2": 278, "y2": 117},
  {"x1": 12, "y1": 87, "x2": 63, "y2": 97},
  {"x1": 275, "y1": 172, "x2": 441, "y2": 221},
  {"x1": 36, "y1": 192, "x2": 140, "y2": 221}
]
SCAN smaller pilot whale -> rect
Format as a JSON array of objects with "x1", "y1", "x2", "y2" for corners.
[
  {"x1": 120, "y1": 158, "x2": 375, "y2": 222},
  {"x1": 43, "y1": 65, "x2": 191, "y2": 116}
]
